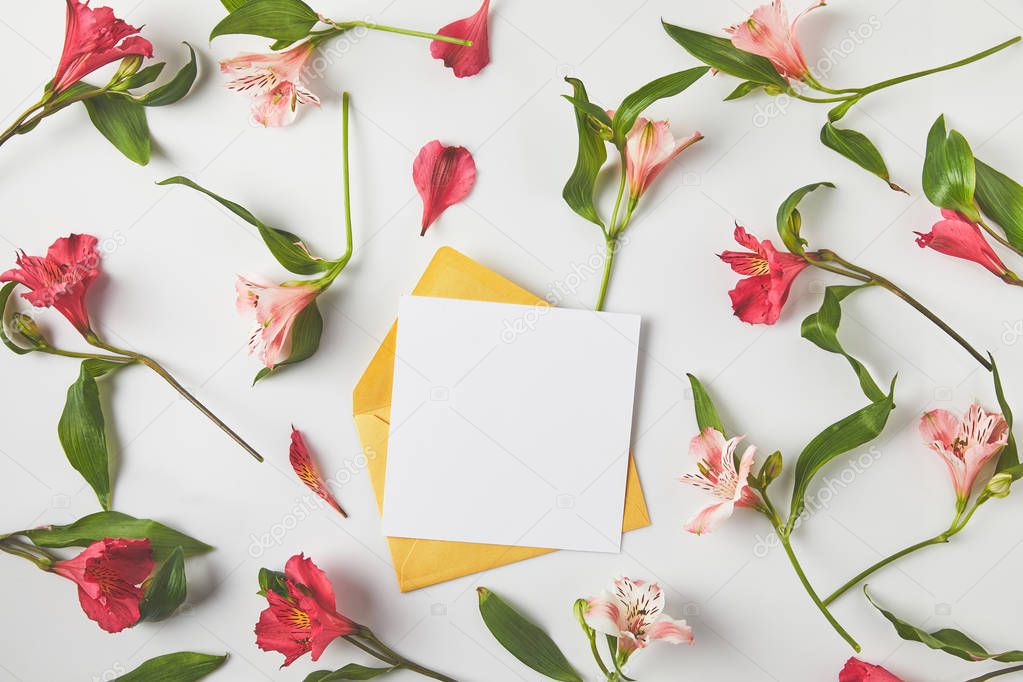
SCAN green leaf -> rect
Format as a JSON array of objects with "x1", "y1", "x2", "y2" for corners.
[
  {"x1": 25, "y1": 511, "x2": 213, "y2": 561},
  {"x1": 561, "y1": 95, "x2": 612, "y2": 128},
  {"x1": 975, "y1": 159, "x2": 1023, "y2": 250},
  {"x1": 57, "y1": 359, "x2": 127, "y2": 510},
  {"x1": 686, "y1": 373, "x2": 725, "y2": 435},
  {"x1": 922, "y1": 115, "x2": 979, "y2": 220},
  {"x1": 138, "y1": 43, "x2": 198, "y2": 107},
  {"x1": 776, "y1": 181, "x2": 834, "y2": 254},
  {"x1": 83, "y1": 93, "x2": 151, "y2": 165},
  {"x1": 252, "y1": 299, "x2": 322, "y2": 383},
  {"x1": 49, "y1": 81, "x2": 100, "y2": 107},
  {"x1": 114, "y1": 652, "x2": 228, "y2": 681},
  {"x1": 991, "y1": 356, "x2": 1019, "y2": 473},
  {"x1": 789, "y1": 380, "x2": 897, "y2": 522},
  {"x1": 140, "y1": 547, "x2": 187, "y2": 622},
  {"x1": 866, "y1": 588, "x2": 1023, "y2": 663},
  {"x1": 158, "y1": 176, "x2": 329, "y2": 275},
  {"x1": 303, "y1": 665, "x2": 397, "y2": 681},
  {"x1": 724, "y1": 81, "x2": 764, "y2": 101},
  {"x1": 801, "y1": 285, "x2": 886, "y2": 402},
  {"x1": 661, "y1": 21, "x2": 787, "y2": 88},
  {"x1": 210, "y1": 0, "x2": 319, "y2": 41},
  {"x1": 820, "y1": 122, "x2": 903, "y2": 193},
  {"x1": 257, "y1": 567, "x2": 289, "y2": 598},
  {"x1": 611, "y1": 66, "x2": 708, "y2": 143},
  {"x1": 562, "y1": 78, "x2": 608, "y2": 229},
  {"x1": 477, "y1": 587, "x2": 583, "y2": 682},
  {"x1": 120, "y1": 63, "x2": 166, "y2": 90},
  {"x1": 0, "y1": 282, "x2": 35, "y2": 355},
  {"x1": 220, "y1": 0, "x2": 249, "y2": 10}
]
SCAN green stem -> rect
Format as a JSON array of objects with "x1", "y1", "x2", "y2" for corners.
[
  {"x1": 86, "y1": 337, "x2": 264, "y2": 462},
  {"x1": 977, "y1": 217, "x2": 1023, "y2": 262},
  {"x1": 595, "y1": 237, "x2": 616, "y2": 312},
  {"x1": 37, "y1": 346, "x2": 134, "y2": 363},
  {"x1": 0, "y1": 98, "x2": 47, "y2": 147},
  {"x1": 342, "y1": 634, "x2": 398, "y2": 665},
  {"x1": 585, "y1": 630, "x2": 612, "y2": 679},
  {"x1": 324, "y1": 19, "x2": 471, "y2": 46},
  {"x1": 802, "y1": 74, "x2": 862, "y2": 96},
  {"x1": 357, "y1": 629, "x2": 458, "y2": 682},
  {"x1": 792, "y1": 91, "x2": 858, "y2": 104},
  {"x1": 777, "y1": 527, "x2": 861, "y2": 651},
  {"x1": 855, "y1": 36, "x2": 1020, "y2": 95},
  {"x1": 814, "y1": 250, "x2": 992, "y2": 371},
  {"x1": 0, "y1": 538, "x2": 53, "y2": 570},
  {"x1": 965, "y1": 664, "x2": 1023, "y2": 682},
  {"x1": 822, "y1": 534, "x2": 950, "y2": 606}
]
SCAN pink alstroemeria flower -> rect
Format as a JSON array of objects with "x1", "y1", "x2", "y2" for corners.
[
  {"x1": 0, "y1": 233, "x2": 100, "y2": 336},
  {"x1": 839, "y1": 658, "x2": 904, "y2": 682},
  {"x1": 412, "y1": 140, "x2": 477, "y2": 236},
  {"x1": 290, "y1": 427, "x2": 347, "y2": 517},
  {"x1": 51, "y1": 538, "x2": 155, "y2": 633},
  {"x1": 719, "y1": 224, "x2": 809, "y2": 325},
  {"x1": 623, "y1": 117, "x2": 703, "y2": 200},
  {"x1": 915, "y1": 210, "x2": 1020, "y2": 284},
  {"x1": 583, "y1": 577, "x2": 693, "y2": 655},
  {"x1": 726, "y1": 0, "x2": 824, "y2": 81},
  {"x1": 680, "y1": 427, "x2": 759, "y2": 534},
  {"x1": 221, "y1": 43, "x2": 320, "y2": 127},
  {"x1": 52, "y1": 0, "x2": 154, "y2": 94},
  {"x1": 236, "y1": 276, "x2": 320, "y2": 369},
  {"x1": 255, "y1": 554, "x2": 357, "y2": 667},
  {"x1": 920, "y1": 403, "x2": 1008, "y2": 503},
  {"x1": 431, "y1": 0, "x2": 491, "y2": 77}
]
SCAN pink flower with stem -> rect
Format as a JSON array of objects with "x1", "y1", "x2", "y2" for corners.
[
  {"x1": 725, "y1": 1, "x2": 825, "y2": 82},
  {"x1": 920, "y1": 403, "x2": 1008, "y2": 506},
  {"x1": 679, "y1": 427, "x2": 760, "y2": 534},
  {"x1": 51, "y1": 538, "x2": 155, "y2": 633},
  {"x1": 915, "y1": 210, "x2": 1022, "y2": 285},
  {"x1": 236, "y1": 276, "x2": 321, "y2": 370},
  {"x1": 52, "y1": 0, "x2": 154, "y2": 94},
  {"x1": 221, "y1": 42, "x2": 320, "y2": 127},
  {"x1": 0, "y1": 233, "x2": 100, "y2": 337},
  {"x1": 581, "y1": 577, "x2": 692, "y2": 674},
  {"x1": 623, "y1": 117, "x2": 702, "y2": 202},
  {"x1": 720, "y1": 224, "x2": 810, "y2": 325}
]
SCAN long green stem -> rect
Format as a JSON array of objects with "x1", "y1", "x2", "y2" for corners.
[
  {"x1": 357, "y1": 629, "x2": 458, "y2": 682},
  {"x1": 0, "y1": 98, "x2": 47, "y2": 147},
  {"x1": 855, "y1": 37, "x2": 1020, "y2": 96},
  {"x1": 965, "y1": 663, "x2": 1023, "y2": 682},
  {"x1": 86, "y1": 337, "x2": 264, "y2": 462},
  {"x1": 812, "y1": 250, "x2": 992, "y2": 371},
  {"x1": 324, "y1": 18, "x2": 471, "y2": 46},
  {"x1": 339, "y1": 91, "x2": 354, "y2": 267},
  {"x1": 595, "y1": 237, "x2": 616, "y2": 312},
  {"x1": 776, "y1": 527, "x2": 861, "y2": 651},
  {"x1": 343, "y1": 634, "x2": 398, "y2": 665},
  {"x1": 822, "y1": 534, "x2": 949, "y2": 606},
  {"x1": 0, "y1": 538, "x2": 54, "y2": 570}
]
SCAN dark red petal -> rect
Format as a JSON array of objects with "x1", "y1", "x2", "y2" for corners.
[
  {"x1": 412, "y1": 140, "x2": 476, "y2": 235},
  {"x1": 430, "y1": 0, "x2": 491, "y2": 77},
  {"x1": 289, "y1": 428, "x2": 347, "y2": 517}
]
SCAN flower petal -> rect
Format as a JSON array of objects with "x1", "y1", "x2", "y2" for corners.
[
  {"x1": 839, "y1": 657, "x2": 904, "y2": 682},
  {"x1": 431, "y1": 0, "x2": 491, "y2": 77},
  {"x1": 413, "y1": 140, "x2": 477, "y2": 235},
  {"x1": 684, "y1": 500, "x2": 736, "y2": 534},
  {"x1": 583, "y1": 594, "x2": 622, "y2": 636},
  {"x1": 647, "y1": 617, "x2": 694, "y2": 645},
  {"x1": 290, "y1": 427, "x2": 347, "y2": 517}
]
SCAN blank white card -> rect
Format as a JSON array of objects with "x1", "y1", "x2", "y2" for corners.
[{"x1": 382, "y1": 296, "x2": 641, "y2": 552}]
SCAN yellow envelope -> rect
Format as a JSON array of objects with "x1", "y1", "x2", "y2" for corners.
[{"x1": 352, "y1": 247, "x2": 651, "y2": 592}]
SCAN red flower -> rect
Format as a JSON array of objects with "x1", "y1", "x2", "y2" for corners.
[
  {"x1": 255, "y1": 554, "x2": 357, "y2": 667},
  {"x1": 719, "y1": 224, "x2": 808, "y2": 324},
  {"x1": 412, "y1": 140, "x2": 477, "y2": 236},
  {"x1": 52, "y1": 0, "x2": 154, "y2": 94},
  {"x1": 431, "y1": 0, "x2": 491, "y2": 78},
  {"x1": 0, "y1": 233, "x2": 101, "y2": 336},
  {"x1": 839, "y1": 658, "x2": 903, "y2": 681},
  {"x1": 290, "y1": 427, "x2": 347, "y2": 517},
  {"x1": 51, "y1": 538, "x2": 154, "y2": 633},
  {"x1": 915, "y1": 209, "x2": 1020, "y2": 284}
]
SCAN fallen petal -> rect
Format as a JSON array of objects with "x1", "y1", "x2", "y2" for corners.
[
  {"x1": 413, "y1": 140, "x2": 477, "y2": 235},
  {"x1": 431, "y1": 0, "x2": 491, "y2": 77},
  {"x1": 289, "y1": 427, "x2": 347, "y2": 517}
]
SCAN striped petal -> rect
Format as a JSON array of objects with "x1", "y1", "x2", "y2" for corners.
[{"x1": 290, "y1": 428, "x2": 347, "y2": 517}]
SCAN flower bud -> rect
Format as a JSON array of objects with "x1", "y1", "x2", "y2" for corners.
[
  {"x1": 573, "y1": 598, "x2": 592, "y2": 632},
  {"x1": 759, "y1": 451, "x2": 783, "y2": 487},
  {"x1": 985, "y1": 472, "x2": 1013, "y2": 499},
  {"x1": 109, "y1": 55, "x2": 144, "y2": 88},
  {"x1": 11, "y1": 313, "x2": 47, "y2": 347}
]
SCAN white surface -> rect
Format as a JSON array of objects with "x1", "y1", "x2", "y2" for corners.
[
  {"x1": 2, "y1": 1, "x2": 1023, "y2": 681},
  {"x1": 383, "y1": 296, "x2": 639, "y2": 552}
]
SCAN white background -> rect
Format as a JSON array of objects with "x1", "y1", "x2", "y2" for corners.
[{"x1": 1, "y1": 1, "x2": 1023, "y2": 680}]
